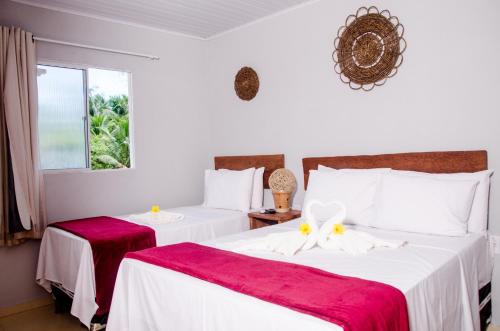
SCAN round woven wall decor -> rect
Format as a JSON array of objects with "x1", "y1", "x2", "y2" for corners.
[
  {"x1": 332, "y1": 6, "x2": 406, "y2": 91},
  {"x1": 234, "y1": 67, "x2": 259, "y2": 101}
]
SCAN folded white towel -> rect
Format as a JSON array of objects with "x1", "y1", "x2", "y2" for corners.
[
  {"x1": 318, "y1": 229, "x2": 406, "y2": 255},
  {"x1": 230, "y1": 231, "x2": 309, "y2": 256},
  {"x1": 128, "y1": 211, "x2": 184, "y2": 225},
  {"x1": 228, "y1": 199, "x2": 405, "y2": 256}
]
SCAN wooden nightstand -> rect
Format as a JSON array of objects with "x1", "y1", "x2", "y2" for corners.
[{"x1": 248, "y1": 210, "x2": 301, "y2": 230}]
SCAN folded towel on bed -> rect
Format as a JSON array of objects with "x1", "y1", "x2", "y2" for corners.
[
  {"x1": 227, "y1": 209, "x2": 320, "y2": 256},
  {"x1": 318, "y1": 229, "x2": 406, "y2": 255},
  {"x1": 128, "y1": 211, "x2": 184, "y2": 225},
  {"x1": 314, "y1": 200, "x2": 406, "y2": 255},
  {"x1": 226, "y1": 198, "x2": 405, "y2": 256},
  {"x1": 230, "y1": 231, "x2": 309, "y2": 256}
]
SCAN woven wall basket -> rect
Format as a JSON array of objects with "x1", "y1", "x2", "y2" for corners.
[
  {"x1": 332, "y1": 6, "x2": 406, "y2": 91},
  {"x1": 234, "y1": 67, "x2": 259, "y2": 101}
]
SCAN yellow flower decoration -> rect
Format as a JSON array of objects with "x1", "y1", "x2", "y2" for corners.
[
  {"x1": 151, "y1": 205, "x2": 160, "y2": 213},
  {"x1": 299, "y1": 223, "x2": 311, "y2": 236},
  {"x1": 332, "y1": 223, "x2": 345, "y2": 236}
]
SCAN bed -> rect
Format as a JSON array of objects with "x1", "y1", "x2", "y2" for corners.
[
  {"x1": 106, "y1": 150, "x2": 493, "y2": 331},
  {"x1": 36, "y1": 154, "x2": 284, "y2": 329}
]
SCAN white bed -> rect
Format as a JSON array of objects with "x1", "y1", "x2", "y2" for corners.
[
  {"x1": 107, "y1": 219, "x2": 492, "y2": 331},
  {"x1": 36, "y1": 154, "x2": 285, "y2": 328},
  {"x1": 36, "y1": 205, "x2": 249, "y2": 327},
  {"x1": 106, "y1": 150, "x2": 493, "y2": 331}
]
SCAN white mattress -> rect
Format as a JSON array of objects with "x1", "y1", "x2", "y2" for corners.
[
  {"x1": 106, "y1": 219, "x2": 492, "y2": 331},
  {"x1": 35, "y1": 205, "x2": 249, "y2": 328}
]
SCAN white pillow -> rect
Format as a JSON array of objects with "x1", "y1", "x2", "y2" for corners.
[
  {"x1": 251, "y1": 167, "x2": 265, "y2": 210},
  {"x1": 204, "y1": 168, "x2": 255, "y2": 212},
  {"x1": 318, "y1": 165, "x2": 391, "y2": 174},
  {"x1": 373, "y1": 173, "x2": 479, "y2": 236},
  {"x1": 391, "y1": 169, "x2": 493, "y2": 233},
  {"x1": 303, "y1": 170, "x2": 383, "y2": 226}
]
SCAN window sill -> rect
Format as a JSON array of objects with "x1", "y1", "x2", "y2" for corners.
[{"x1": 42, "y1": 167, "x2": 135, "y2": 175}]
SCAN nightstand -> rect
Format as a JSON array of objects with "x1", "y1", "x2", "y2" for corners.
[{"x1": 248, "y1": 210, "x2": 302, "y2": 230}]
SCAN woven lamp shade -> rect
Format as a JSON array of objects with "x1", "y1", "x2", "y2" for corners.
[{"x1": 269, "y1": 169, "x2": 297, "y2": 213}]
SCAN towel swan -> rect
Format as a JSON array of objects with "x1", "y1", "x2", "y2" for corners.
[
  {"x1": 312, "y1": 200, "x2": 406, "y2": 255},
  {"x1": 229, "y1": 199, "x2": 405, "y2": 256},
  {"x1": 231, "y1": 212, "x2": 319, "y2": 256}
]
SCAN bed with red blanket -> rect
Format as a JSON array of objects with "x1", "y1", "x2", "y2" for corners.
[
  {"x1": 106, "y1": 220, "x2": 491, "y2": 331},
  {"x1": 36, "y1": 154, "x2": 283, "y2": 330},
  {"x1": 106, "y1": 151, "x2": 492, "y2": 331},
  {"x1": 36, "y1": 206, "x2": 249, "y2": 328}
]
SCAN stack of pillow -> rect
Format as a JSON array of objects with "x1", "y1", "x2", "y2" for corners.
[
  {"x1": 304, "y1": 165, "x2": 493, "y2": 236},
  {"x1": 203, "y1": 167, "x2": 265, "y2": 212}
]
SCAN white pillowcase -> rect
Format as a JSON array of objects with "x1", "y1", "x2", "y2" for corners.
[
  {"x1": 204, "y1": 168, "x2": 255, "y2": 212},
  {"x1": 251, "y1": 167, "x2": 265, "y2": 210},
  {"x1": 303, "y1": 170, "x2": 384, "y2": 226},
  {"x1": 391, "y1": 169, "x2": 493, "y2": 234},
  {"x1": 373, "y1": 173, "x2": 479, "y2": 236},
  {"x1": 318, "y1": 165, "x2": 391, "y2": 174}
]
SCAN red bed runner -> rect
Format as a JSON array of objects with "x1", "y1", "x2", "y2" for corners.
[
  {"x1": 49, "y1": 216, "x2": 156, "y2": 316},
  {"x1": 126, "y1": 242, "x2": 409, "y2": 331}
]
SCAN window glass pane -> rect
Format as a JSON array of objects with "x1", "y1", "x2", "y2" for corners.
[
  {"x1": 88, "y1": 68, "x2": 131, "y2": 170},
  {"x1": 37, "y1": 65, "x2": 87, "y2": 170}
]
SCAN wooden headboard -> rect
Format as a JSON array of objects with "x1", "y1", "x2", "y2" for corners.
[
  {"x1": 214, "y1": 154, "x2": 285, "y2": 189},
  {"x1": 303, "y1": 150, "x2": 487, "y2": 189}
]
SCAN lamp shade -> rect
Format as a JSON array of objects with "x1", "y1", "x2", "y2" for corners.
[
  {"x1": 269, "y1": 169, "x2": 296, "y2": 213},
  {"x1": 268, "y1": 168, "x2": 297, "y2": 193}
]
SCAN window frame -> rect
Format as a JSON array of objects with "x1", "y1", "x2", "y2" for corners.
[{"x1": 38, "y1": 60, "x2": 135, "y2": 174}]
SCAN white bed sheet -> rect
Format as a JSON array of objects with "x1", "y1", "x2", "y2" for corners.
[
  {"x1": 107, "y1": 219, "x2": 492, "y2": 331},
  {"x1": 35, "y1": 205, "x2": 249, "y2": 328}
]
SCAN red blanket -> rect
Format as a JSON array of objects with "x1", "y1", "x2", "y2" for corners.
[
  {"x1": 127, "y1": 242, "x2": 409, "y2": 331},
  {"x1": 50, "y1": 216, "x2": 156, "y2": 316}
]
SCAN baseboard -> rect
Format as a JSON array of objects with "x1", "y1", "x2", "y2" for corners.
[{"x1": 0, "y1": 296, "x2": 52, "y2": 318}]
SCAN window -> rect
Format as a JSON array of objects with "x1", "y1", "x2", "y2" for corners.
[{"x1": 37, "y1": 65, "x2": 132, "y2": 170}]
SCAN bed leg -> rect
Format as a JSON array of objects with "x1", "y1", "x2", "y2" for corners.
[
  {"x1": 479, "y1": 282, "x2": 492, "y2": 331},
  {"x1": 50, "y1": 285, "x2": 72, "y2": 314},
  {"x1": 90, "y1": 323, "x2": 106, "y2": 331}
]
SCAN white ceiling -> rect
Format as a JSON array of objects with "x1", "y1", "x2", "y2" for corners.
[{"x1": 13, "y1": 0, "x2": 317, "y2": 39}]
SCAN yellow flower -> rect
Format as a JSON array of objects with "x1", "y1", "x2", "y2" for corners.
[
  {"x1": 332, "y1": 223, "x2": 345, "y2": 235},
  {"x1": 299, "y1": 223, "x2": 311, "y2": 235},
  {"x1": 151, "y1": 205, "x2": 160, "y2": 213}
]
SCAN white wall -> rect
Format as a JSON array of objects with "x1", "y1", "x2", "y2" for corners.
[
  {"x1": 1, "y1": 0, "x2": 500, "y2": 324},
  {"x1": 204, "y1": 0, "x2": 500, "y2": 324},
  {"x1": 0, "y1": 0, "x2": 210, "y2": 307}
]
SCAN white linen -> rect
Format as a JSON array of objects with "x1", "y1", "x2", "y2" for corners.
[
  {"x1": 307, "y1": 199, "x2": 406, "y2": 254},
  {"x1": 128, "y1": 210, "x2": 184, "y2": 225},
  {"x1": 303, "y1": 170, "x2": 382, "y2": 226},
  {"x1": 391, "y1": 169, "x2": 494, "y2": 234},
  {"x1": 251, "y1": 167, "x2": 265, "y2": 209},
  {"x1": 373, "y1": 173, "x2": 478, "y2": 236},
  {"x1": 318, "y1": 229, "x2": 406, "y2": 255},
  {"x1": 204, "y1": 168, "x2": 255, "y2": 211},
  {"x1": 36, "y1": 205, "x2": 248, "y2": 328},
  {"x1": 318, "y1": 165, "x2": 391, "y2": 174},
  {"x1": 107, "y1": 219, "x2": 492, "y2": 331}
]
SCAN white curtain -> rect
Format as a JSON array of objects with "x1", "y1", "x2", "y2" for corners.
[{"x1": 0, "y1": 26, "x2": 46, "y2": 245}]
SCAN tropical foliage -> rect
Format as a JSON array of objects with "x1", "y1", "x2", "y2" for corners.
[{"x1": 89, "y1": 92, "x2": 130, "y2": 169}]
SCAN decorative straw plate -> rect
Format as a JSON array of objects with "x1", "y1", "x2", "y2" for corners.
[
  {"x1": 332, "y1": 6, "x2": 406, "y2": 91},
  {"x1": 234, "y1": 67, "x2": 259, "y2": 101}
]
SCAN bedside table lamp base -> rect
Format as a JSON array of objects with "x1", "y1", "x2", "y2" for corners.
[{"x1": 272, "y1": 191, "x2": 291, "y2": 213}]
